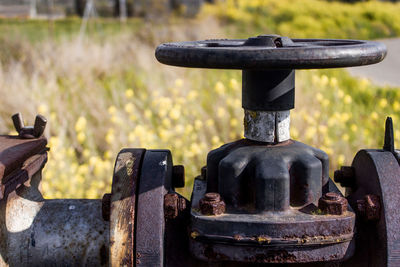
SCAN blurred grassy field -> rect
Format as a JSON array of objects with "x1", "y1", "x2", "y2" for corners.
[{"x1": 0, "y1": 0, "x2": 399, "y2": 199}]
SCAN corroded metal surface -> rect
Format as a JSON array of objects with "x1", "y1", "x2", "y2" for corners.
[
  {"x1": 345, "y1": 149, "x2": 400, "y2": 267},
  {"x1": 0, "y1": 135, "x2": 47, "y2": 184},
  {"x1": 109, "y1": 149, "x2": 145, "y2": 267},
  {"x1": 244, "y1": 110, "x2": 290, "y2": 142},
  {"x1": 136, "y1": 150, "x2": 172, "y2": 266},
  {"x1": 318, "y1": 192, "x2": 348, "y2": 215},
  {"x1": 0, "y1": 148, "x2": 108, "y2": 266},
  {"x1": 199, "y1": 192, "x2": 225, "y2": 216},
  {"x1": 190, "y1": 178, "x2": 355, "y2": 264}
]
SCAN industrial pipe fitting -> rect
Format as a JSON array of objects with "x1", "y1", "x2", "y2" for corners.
[{"x1": 1, "y1": 34, "x2": 399, "y2": 267}]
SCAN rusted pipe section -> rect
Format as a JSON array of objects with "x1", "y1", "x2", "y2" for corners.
[{"x1": 0, "y1": 171, "x2": 109, "y2": 266}]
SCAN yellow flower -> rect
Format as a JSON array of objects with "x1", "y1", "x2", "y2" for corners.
[
  {"x1": 215, "y1": 81, "x2": 226, "y2": 95},
  {"x1": 211, "y1": 136, "x2": 220, "y2": 145},
  {"x1": 144, "y1": 109, "x2": 152, "y2": 119},
  {"x1": 206, "y1": 119, "x2": 215, "y2": 127},
  {"x1": 169, "y1": 106, "x2": 181, "y2": 120},
  {"x1": 344, "y1": 95, "x2": 352, "y2": 104},
  {"x1": 162, "y1": 118, "x2": 171, "y2": 128},
  {"x1": 371, "y1": 112, "x2": 379, "y2": 120},
  {"x1": 340, "y1": 113, "x2": 351, "y2": 122},
  {"x1": 125, "y1": 89, "x2": 134, "y2": 98},
  {"x1": 187, "y1": 91, "x2": 198, "y2": 101},
  {"x1": 393, "y1": 101, "x2": 400, "y2": 111},
  {"x1": 230, "y1": 118, "x2": 238, "y2": 127},
  {"x1": 75, "y1": 116, "x2": 87, "y2": 132},
  {"x1": 105, "y1": 130, "x2": 115, "y2": 144},
  {"x1": 337, "y1": 154, "x2": 345, "y2": 166},
  {"x1": 217, "y1": 107, "x2": 226, "y2": 118},
  {"x1": 124, "y1": 103, "x2": 134, "y2": 113},
  {"x1": 77, "y1": 132, "x2": 86, "y2": 143},
  {"x1": 229, "y1": 78, "x2": 240, "y2": 90},
  {"x1": 379, "y1": 98, "x2": 388, "y2": 108},
  {"x1": 337, "y1": 89, "x2": 344, "y2": 99},
  {"x1": 175, "y1": 79, "x2": 184, "y2": 88},
  {"x1": 330, "y1": 77, "x2": 338, "y2": 87},
  {"x1": 342, "y1": 134, "x2": 349, "y2": 141},
  {"x1": 194, "y1": 120, "x2": 203, "y2": 130},
  {"x1": 350, "y1": 124, "x2": 358, "y2": 132},
  {"x1": 108, "y1": 105, "x2": 117, "y2": 115},
  {"x1": 185, "y1": 125, "x2": 194, "y2": 134},
  {"x1": 316, "y1": 93, "x2": 323, "y2": 102},
  {"x1": 318, "y1": 125, "x2": 328, "y2": 134},
  {"x1": 38, "y1": 104, "x2": 49, "y2": 114},
  {"x1": 320, "y1": 75, "x2": 329, "y2": 87},
  {"x1": 291, "y1": 127, "x2": 299, "y2": 139},
  {"x1": 104, "y1": 150, "x2": 112, "y2": 159}
]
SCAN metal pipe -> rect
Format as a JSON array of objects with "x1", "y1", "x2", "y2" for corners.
[{"x1": 0, "y1": 172, "x2": 109, "y2": 266}]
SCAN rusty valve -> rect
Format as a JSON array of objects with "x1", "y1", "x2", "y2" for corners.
[
  {"x1": 318, "y1": 192, "x2": 348, "y2": 215},
  {"x1": 199, "y1": 192, "x2": 226, "y2": 215},
  {"x1": 12, "y1": 112, "x2": 47, "y2": 139}
]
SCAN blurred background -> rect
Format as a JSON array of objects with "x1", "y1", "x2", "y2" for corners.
[{"x1": 0, "y1": 0, "x2": 399, "y2": 199}]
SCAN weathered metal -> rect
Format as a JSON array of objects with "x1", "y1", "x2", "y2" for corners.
[
  {"x1": 318, "y1": 192, "x2": 348, "y2": 215},
  {"x1": 356, "y1": 194, "x2": 381, "y2": 221},
  {"x1": 334, "y1": 166, "x2": 356, "y2": 188},
  {"x1": 199, "y1": 192, "x2": 225, "y2": 215},
  {"x1": 155, "y1": 35, "x2": 386, "y2": 69},
  {"x1": 155, "y1": 34, "x2": 389, "y2": 265},
  {"x1": 164, "y1": 193, "x2": 186, "y2": 219},
  {"x1": 136, "y1": 150, "x2": 173, "y2": 266},
  {"x1": 109, "y1": 148, "x2": 145, "y2": 267},
  {"x1": 12, "y1": 113, "x2": 47, "y2": 139},
  {"x1": 1, "y1": 34, "x2": 396, "y2": 266},
  {"x1": 244, "y1": 110, "x2": 290, "y2": 142}
]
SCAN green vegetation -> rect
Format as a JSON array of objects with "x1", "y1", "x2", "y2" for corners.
[{"x1": 0, "y1": 0, "x2": 399, "y2": 198}]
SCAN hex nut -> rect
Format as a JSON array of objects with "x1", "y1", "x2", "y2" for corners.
[
  {"x1": 199, "y1": 192, "x2": 226, "y2": 216},
  {"x1": 164, "y1": 193, "x2": 187, "y2": 219},
  {"x1": 334, "y1": 166, "x2": 355, "y2": 188},
  {"x1": 357, "y1": 194, "x2": 381, "y2": 221},
  {"x1": 318, "y1": 192, "x2": 348, "y2": 215}
]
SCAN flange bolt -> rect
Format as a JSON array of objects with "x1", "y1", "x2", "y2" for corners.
[
  {"x1": 164, "y1": 193, "x2": 187, "y2": 219},
  {"x1": 334, "y1": 166, "x2": 355, "y2": 188},
  {"x1": 357, "y1": 194, "x2": 381, "y2": 221},
  {"x1": 199, "y1": 192, "x2": 226, "y2": 216},
  {"x1": 318, "y1": 192, "x2": 348, "y2": 215}
]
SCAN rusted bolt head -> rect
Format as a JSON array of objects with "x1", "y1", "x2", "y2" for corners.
[
  {"x1": 172, "y1": 165, "x2": 185, "y2": 188},
  {"x1": 318, "y1": 192, "x2": 348, "y2": 215},
  {"x1": 334, "y1": 166, "x2": 355, "y2": 188},
  {"x1": 199, "y1": 192, "x2": 225, "y2": 216},
  {"x1": 164, "y1": 193, "x2": 187, "y2": 219},
  {"x1": 357, "y1": 194, "x2": 381, "y2": 221},
  {"x1": 102, "y1": 193, "x2": 112, "y2": 221}
]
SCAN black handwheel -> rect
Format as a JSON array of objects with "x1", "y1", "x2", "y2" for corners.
[{"x1": 156, "y1": 35, "x2": 386, "y2": 69}]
